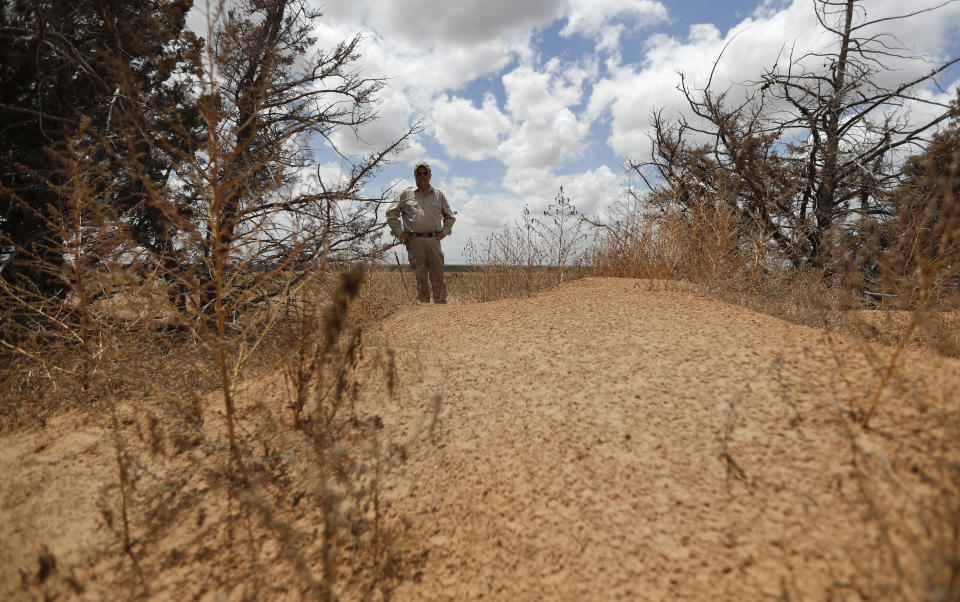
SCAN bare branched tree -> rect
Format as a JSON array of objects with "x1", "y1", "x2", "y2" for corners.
[
  {"x1": 2, "y1": 0, "x2": 415, "y2": 321},
  {"x1": 629, "y1": 0, "x2": 959, "y2": 269},
  {"x1": 115, "y1": 0, "x2": 418, "y2": 314}
]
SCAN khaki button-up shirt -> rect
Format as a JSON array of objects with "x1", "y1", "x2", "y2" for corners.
[{"x1": 386, "y1": 186, "x2": 456, "y2": 237}]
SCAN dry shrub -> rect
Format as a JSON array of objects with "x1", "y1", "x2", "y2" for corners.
[
  {"x1": 7, "y1": 264, "x2": 431, "y2": 601},
  {"x1": 588, "y1": 181, "x2": 959, "y2": 356},
  {"x1": 464, "y1": 199, "x2": 586, "y2": 302},
  {"x1": 0, "y1": 127, "x2": 426, "y2": 599},
  {"x1": 463, "y1": 225, "x2": 555, "y2": 301},
  {"x1": 586, "y1": 195, "x2": 750, "y2": 284}
]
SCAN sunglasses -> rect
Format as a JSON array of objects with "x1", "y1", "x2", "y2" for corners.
[{"x1": 415, "y1": 170, "x2": 430, "y2": 176}]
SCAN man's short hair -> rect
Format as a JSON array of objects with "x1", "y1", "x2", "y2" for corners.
[{"x1": 414, "y1": 161, "x2": 431, "y2": 172}]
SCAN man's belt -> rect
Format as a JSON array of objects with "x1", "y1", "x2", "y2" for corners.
[{"x1": 408, "y1": 232, "x2": 440, "y2": 237}]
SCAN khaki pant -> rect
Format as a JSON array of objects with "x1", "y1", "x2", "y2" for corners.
[{"x1": 405, "y1": 236, "x2": 446, "y2": 303}]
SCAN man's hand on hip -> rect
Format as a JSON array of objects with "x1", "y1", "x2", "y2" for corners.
[
  {"x1": 398, "y1": 232, "x2": 412, "y2": 243},
  {"x1": 436, "y1": 233, "x2": 446, "y2": 240}
]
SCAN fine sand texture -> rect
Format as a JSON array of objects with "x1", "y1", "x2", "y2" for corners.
[{"x1": 2, "y1": 277, "x2": 959, "y2": 600}]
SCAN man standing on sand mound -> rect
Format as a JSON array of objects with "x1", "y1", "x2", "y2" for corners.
[{"x1": 386, "y1": 162, "x2": 456, "y2": 304}]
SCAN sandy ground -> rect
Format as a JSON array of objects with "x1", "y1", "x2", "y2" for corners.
[{"x1": 3, "y1": 277, "x2": 959, "y2": 600}]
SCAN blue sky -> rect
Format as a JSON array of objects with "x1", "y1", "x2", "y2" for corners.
[{"x1": 191, "y1": 0, "x2": 960, "y2": 263}]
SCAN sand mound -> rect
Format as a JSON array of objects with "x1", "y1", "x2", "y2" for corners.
[{"x1": 3, "y1": 277, "x2": 958, "y2": 600}]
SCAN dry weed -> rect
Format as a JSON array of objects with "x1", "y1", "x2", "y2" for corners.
[{"x1": 464, "y1": 198, "x2": 587, "y2": 302}]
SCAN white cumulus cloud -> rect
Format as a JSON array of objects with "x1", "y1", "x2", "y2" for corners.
[
  {"x1": 497, "y1": 60, "x2": 595, "y2": 179},
  {"x1": 433, "y1": 94, "x2": 512, "y2": 161},
  {"x1": 562, "y1": 0, "x2": 668, "y2": 39}
]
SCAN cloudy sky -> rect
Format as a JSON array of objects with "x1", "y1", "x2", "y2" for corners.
[{"x1": 192, "y1": 0, "x2": 960, "y2": 262}]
